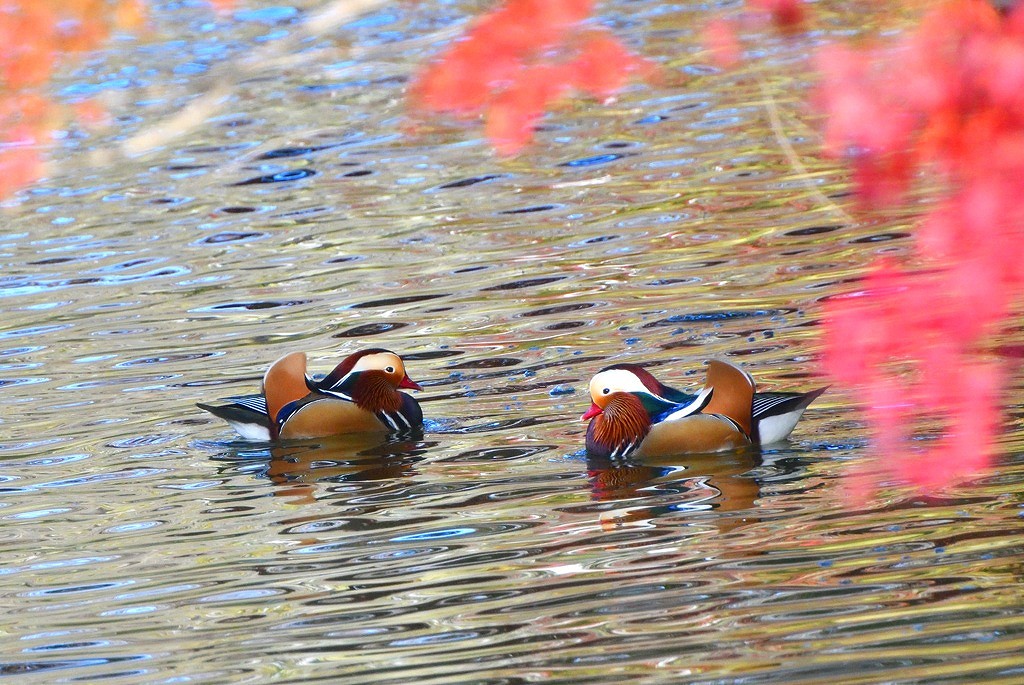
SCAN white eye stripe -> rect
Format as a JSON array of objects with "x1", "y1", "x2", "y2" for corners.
[
  {"x1": 590, "y1": 369, "x2": 651, "y2": 398},
  {"x1": 353, "y1": 354, "x2": 401, "y2": 371},
  {"x1": 336, "y1": 354, "x2": 403, "y2": 384}
]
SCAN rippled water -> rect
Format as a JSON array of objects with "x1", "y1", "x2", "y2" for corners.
[{"x1": 2, "y1": 1, "x2": 1023, "y2": 683}]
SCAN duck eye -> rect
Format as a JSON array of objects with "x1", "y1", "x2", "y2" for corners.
[
  {"x1": 602, "y1": 388, "x2": 610, "y2": 395},
  {"x1": 385, "y1": 366, "x2": 395, "y2": 373}
]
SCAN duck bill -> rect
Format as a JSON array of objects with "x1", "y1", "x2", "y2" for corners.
[
  {"x1": 581, "y1": 403, "x2": 603, "y2": 421},
  {"x1": 399, "y1": 375, "x2": 423, "y2": 391}
]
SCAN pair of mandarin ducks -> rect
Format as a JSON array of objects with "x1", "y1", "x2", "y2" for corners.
[{"x1": 198, "y1": 348, "x2": 826, "y2": 458}]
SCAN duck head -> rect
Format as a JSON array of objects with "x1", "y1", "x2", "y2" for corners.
[
  {"x1": 582, "y1": 364, "x2": 676, "y2": 459},
  {"x1": 315, "y1": 349, "x2": 422, "y2": 412}
]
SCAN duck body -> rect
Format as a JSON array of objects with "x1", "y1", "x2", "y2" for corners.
[
  {"x1": 198, "y1": 349, "x2": 423, "y2": 441},
  {"x1": 583, "y1": 360, "x2": 825, "y2": 459}
]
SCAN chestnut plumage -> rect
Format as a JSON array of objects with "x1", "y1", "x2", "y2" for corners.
[
  {"x1": 583, "y1": 359, "x2": 825, "y2": 459},
  {"x1": 198, "y1": 349, "x2": 423, "y2": 441}
]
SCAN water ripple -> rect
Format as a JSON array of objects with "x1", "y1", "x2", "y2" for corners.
[{"x1": 0, "y1": 2, "x2": 1020, "y2": 684}]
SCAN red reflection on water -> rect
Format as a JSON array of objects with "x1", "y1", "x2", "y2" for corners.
[
  {"x1": 750, "y1": 0, "x2": 805, "y2": 31},
  {"x1": 818, "y1": 1, "x2": 1024, "y2": 496},
  {"x1": 0, "y1": 0, "x2": 231, "y2": 199},
  {"x1": 409, "y1": 0, "x2": 656, "y2": 155}
]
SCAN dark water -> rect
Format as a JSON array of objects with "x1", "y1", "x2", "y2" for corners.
[{"x1": 2, "y1": 1, "x2": 1022, "y2": 683}]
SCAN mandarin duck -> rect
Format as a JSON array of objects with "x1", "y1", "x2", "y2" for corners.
[
  {"x1": 583, "y1": 359, "x2": 825, "y2": 459},
  {"x1": 197, "y1": 348, "x2": 423, "y2": 441}
]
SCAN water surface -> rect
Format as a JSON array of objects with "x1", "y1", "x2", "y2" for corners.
[{"x1": 2, "y1": 1, "x2": 1022, "y2": 683}]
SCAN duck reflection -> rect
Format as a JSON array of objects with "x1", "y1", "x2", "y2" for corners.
[
  {"x1": 586, "y1": 448, "x2": 762, "y2": 533},
  {"x1": 263, "y1": 432, "x2": 434, "y2": 503},
  {"x1": 268, "y1": 432, "x2": 427, "y2": 482}
]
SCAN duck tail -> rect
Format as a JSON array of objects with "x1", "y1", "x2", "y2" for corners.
[{"x1": 751, "y1": 386, "x2": 828, "y2": 444}]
